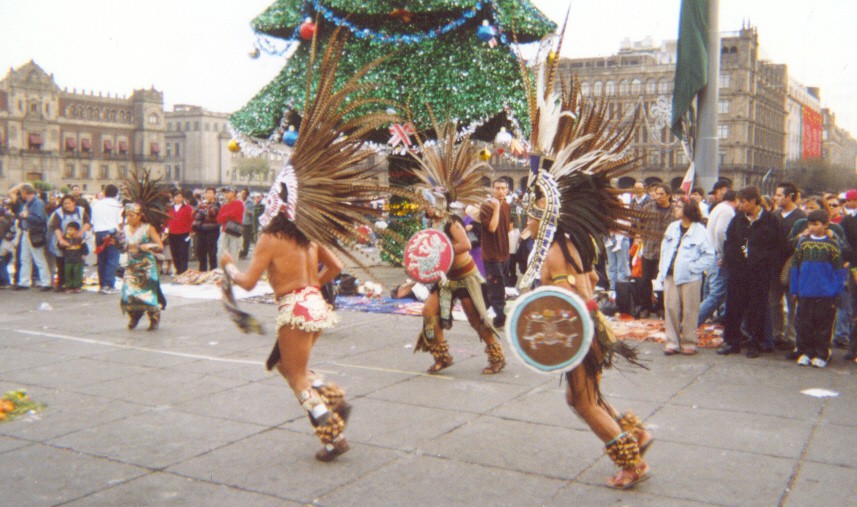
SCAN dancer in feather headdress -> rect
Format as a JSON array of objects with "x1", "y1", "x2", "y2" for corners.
[
  {"x1": 409, "y1": 120, "x2": 506, "y2": 375},
  {"x1": 118, "y1": 167, "x2": 170, "y2": 331},
  {"x1": 514, "y1": 22, "x2": 654, "y2": 489},
  {"x1": 220, "y1": 28, "x2": 408, "y2": 462}
]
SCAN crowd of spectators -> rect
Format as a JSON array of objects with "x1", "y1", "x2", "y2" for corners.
[{"x1": 1, "y1": 183, "x2": 264, "y2": 294}]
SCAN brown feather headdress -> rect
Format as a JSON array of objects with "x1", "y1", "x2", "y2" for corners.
[{"x1": 119, "y1": 167, "x2": 170, "y2": 229}]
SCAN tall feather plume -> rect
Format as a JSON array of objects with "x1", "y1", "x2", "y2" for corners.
[
  {"x1": 408, "y1": 116, "x2": 494, "y2": 211},
  {"x1": 119, "y1": 167, "x2": 170, "y2": 229},
  {"x1": 540, "y1": 73, "x2": 652, "y2": 272},
  {"x1": 286, "y1": 26, "x2": 421, "y2": 270}
]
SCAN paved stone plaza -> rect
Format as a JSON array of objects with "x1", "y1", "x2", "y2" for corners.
[{"x1": 2, "y1": 266, "x2": 857, "y2": 506}]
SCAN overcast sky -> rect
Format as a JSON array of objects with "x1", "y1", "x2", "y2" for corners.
[{"x1": 1, "y1": 0, "x2": 854, "y2": 134}]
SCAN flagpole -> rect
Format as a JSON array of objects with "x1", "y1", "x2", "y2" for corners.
[{"x1": 695, "y1": 0, "x2": 720, "y2": 192}]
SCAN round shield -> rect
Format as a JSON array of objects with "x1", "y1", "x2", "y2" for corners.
[
  {"x1": 505, "y1": 286, "x2": 594, "y2": 374},
  {"x1": 403, "y1": 228, "x2": 454, "y2": 283}
]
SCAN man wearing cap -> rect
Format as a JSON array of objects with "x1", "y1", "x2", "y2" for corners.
[
  {"x1": 839, "y1": 190, "x2": 857, "y2": 362},
  {"x1": 707, "y1": 180, "x2": 731, "y2": 211},
  {"x1": 769, "y1": 182, "x2": 806, "y2": 351},
  {"x1": 216, "y1": 186, "x2": 244, "y2": 261}
]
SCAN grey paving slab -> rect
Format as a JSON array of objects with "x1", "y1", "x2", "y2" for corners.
[
  {"x1": 315, "y1": 454, "x2": 566, "y2": 507},
  {"x1": 168, "y1": 427, "x2": 400, "y2": 503},
  {"x1": 600, "y1": 354, "x2": 709, "y2": 404},
  {"x1": 546, "y1": 481, "x2": 718, "y2": 507},
  {"x1": 367, "y1": 374, "x2": 535, "y2": 414},
  {"x1": 669, "y1": 375, "x2": 826, "y2": 421},
  {"x1": 171, "y1": 357, "x2": 273, "y2": 382},
  {"x1": 488, "y1": 383, "x2": 660, "y2": 432},
  {"x1": 700, "y1": 358, "x2": 838, "y2": 391},
  {"x1": 89, "y1": 347, "x2": 202, "y2": 368},
  {"x1": 0, "y1": 434, "x2": 30, "y2": 454},
  {"x1": 47, "y1": 406, "x2": 267, "y2": 469},
  {"x1": 174, "y1": 380, "x2": 295, "y2": 427},
  {"x1": 578, "y1": 440, "x2": 795, "y2": 506},
  {"x1": 650, "y1": 403, "x2": 814, "y2": 459},
  {"x1": 422, "y1": 414, "x2": 602, "y2": 479},
  {"x1": 804, "y1": 421, "x2": 857, "y2": 468},
  {"x1": 9, "y1": 334, "x2": 125, "y2": 359},
  {"x1": 0, "y1": 389, "x2": 150, "y2": 442},
  {"x1": 285, "y1": 397, "x2": 478, "y2": 451},
  {"x1": 74, "y1": 369, "x2": 248, "y2": 408},
  {"x1": 783, "y1": 461, "x2": 857, "y2": 506},
  {"x1": 0, "y1": 346, "x2": 72, "y2": 373},
  {"x1": 0, "y1": 442, "x2": 148, "y2": 507},
  {"x1": 1, "y1": 357, "x2": 152, "y2": 390},
  {"x1": 65, "y1": 471, "x2": 295, "y2": 507}
]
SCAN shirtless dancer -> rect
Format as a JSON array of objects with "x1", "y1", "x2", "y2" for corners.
[
  {"x1": 222, "y1": 214, "x2": 350, "y2": 461},
  {"x1": 416, "y1": 198, "x2": 506, "y2": 374}
]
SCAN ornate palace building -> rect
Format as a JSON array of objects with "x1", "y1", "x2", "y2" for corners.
[{"x1": 0, "y1": 61, "x2": 165, "y2": 192}]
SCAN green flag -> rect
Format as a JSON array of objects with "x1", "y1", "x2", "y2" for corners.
[{"x1": 671, "y1": 0, "x2": 709, "y2": 139}]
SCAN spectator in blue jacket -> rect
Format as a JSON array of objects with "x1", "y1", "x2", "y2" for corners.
[
  {"x1": 658, "y1": 196, "x2": 715, "y2": 355},
  {"x1": 790, "y1": 209, "x2": 846, "y2": 368}
]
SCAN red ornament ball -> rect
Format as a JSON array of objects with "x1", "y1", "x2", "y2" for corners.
[{"x1": 300, "y1": 20, "x2": 316, "y2": 41}]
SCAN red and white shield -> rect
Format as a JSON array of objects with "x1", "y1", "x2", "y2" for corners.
[{"x1": 403, "y1": 228, "x2": 454, "y2": 283}]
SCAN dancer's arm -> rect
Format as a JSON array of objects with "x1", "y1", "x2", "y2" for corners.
[{"x1": 221, "y1": 233, "x2": 272, "y2": 290}]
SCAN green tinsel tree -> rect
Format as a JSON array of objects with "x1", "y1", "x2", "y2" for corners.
[{"x1": 231, "y1": 0, "x2": 555, "y2": 140}]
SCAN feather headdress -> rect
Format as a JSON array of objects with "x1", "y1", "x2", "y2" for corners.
[
  {"x1": 254, "y1": 27, "x2": 418, "y2": 268},
  {"x1": 408, "y1": 119, "x2": 494, "y2": 218},
  {"x1": 119, "y1": 167, "x2": 170, "y2": 229},
  {"x1": 518, "y1": 62, "x2": 649, "y2": 290}
]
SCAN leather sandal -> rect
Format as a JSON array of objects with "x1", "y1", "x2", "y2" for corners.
[
  {"x1": 315, "y1": 437, "x2": 350, "y2": 462},
  {"x1": 607, "y1": 463, "x2": 650, "y2": 490},
  {"x1": 427, "y1": 358, "x2": 453, "y2": 374}
]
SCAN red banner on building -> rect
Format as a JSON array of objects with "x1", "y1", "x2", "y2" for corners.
[{"x1": 802, "y1": 106, "x2": 822, "y2": 160}]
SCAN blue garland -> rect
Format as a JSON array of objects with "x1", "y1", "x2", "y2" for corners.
[{"x1": 286, "y1": 0, "x2": 514, "y2": 47}]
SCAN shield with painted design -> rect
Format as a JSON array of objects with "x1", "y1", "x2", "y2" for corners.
[
  {"x1": 505, "y1": 286, "x2": 593, "y2": 374},
  {"x1": 403, "y1": 228, "x2": 454, "y2": 283}
]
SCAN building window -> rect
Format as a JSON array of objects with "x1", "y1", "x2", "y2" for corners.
[
  {"x1": 175, "y1": 143, "x2": 180, "y2": 157},
  {"x1": 580, "y1": 82, "x2": 590, "y2": 96},
  {"x1": 176, "y1": 122, "x2": 181, "y2": 132},
  {"x1": 0, "y1": 161, "x2": 3, "y2": 177},
  {"x1": 676, "y1": 149, "x2": 688, "y2": 166},
  {"x1": 647, "y1": 151, "x2": 659, "y2": 167},
  {"x1": 99, "y1": 165, "x2": 109, "y2": 179},
  {"x1": 631, "y1": 79, "x2": 642, "y2": 96},
  {"x1": 166, "y1": 165, "x2": 172, "y2": 178},
  {"x1": 593, "y1": 81, "x2": 603, "y2": 97},
  {"x1": 605, "y1": 81, "x2": 615, "y2": 96},
  {"x1": 81, "y1": 165, "x2": 91, "y2": 178},
  {"x1": 119, "y1": 166, "x2": 127, "y2": 177},
  {"x1": 719, "y1": 152, "x2": 726, "y2": 165},
  {"x1": 64, "y1": 164, "x2": 75, "y2": 178},
  {"x1": 719, "y1": 73, "x2": 731, "y2": 88},
  {"x1": 645, "y1": 79, "x2": 656, "y2": 95},
  {"x1": 166, "y1": 144, "x2": 171, "y2": 157},
  {"x1": 185, "y1": 121, "x2": 190, "y2": 131},
  {"x1": 718, "y1": 100, "x2": 730, "y2": 114},
  {"x1": 619, "y1": 80, "x2": 629, "y2": 96},
  {"x1": 204, "y1": 122, "x2": 209, "y2": 131},
  {"x1": 718, "y1": 125, "x2": 729, "y2": 139},
  {"x1": 194, "y1": 121, "x2": 200, "y2": 131},
  {"x1": 175, "y1": 165, "x2": 181, "y2": 179},
  {"x1": 167, "y1": 122, "x2": 172, "y2": 131},
  {"x1": 148, "y1": 113, "x2": 158, "y2": 125},
  {"x1": 658, "y1": 78, "x2": 670, "y2": 94}
]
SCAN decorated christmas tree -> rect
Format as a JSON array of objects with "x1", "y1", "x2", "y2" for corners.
[{"x1": 230, "y1": 0, "x2": 556, "y2": 142}]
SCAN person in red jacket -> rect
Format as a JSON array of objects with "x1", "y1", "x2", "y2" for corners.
[
  {"x1": 216, "y1": 187, "x2": 244, "y2": 262},
  {"x1": 166, "y1": 190, "x2": 194, "y2": 275}
]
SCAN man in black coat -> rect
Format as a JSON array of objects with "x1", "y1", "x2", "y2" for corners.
[
  {"x1": 839, "y1": 189, "x2": 857, "y2": 362},
  {"x1": 718, "y1": 186, "x2": 784, "y2": 358}
]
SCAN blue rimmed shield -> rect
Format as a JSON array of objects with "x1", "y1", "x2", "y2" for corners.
[{"x1": 505, "y1": 286, "x2": 594, "y2": 374}]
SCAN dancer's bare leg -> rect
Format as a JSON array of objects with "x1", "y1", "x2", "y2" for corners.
[{"x1": 461, "y1": 297, "x2": 505, "y2": 373}]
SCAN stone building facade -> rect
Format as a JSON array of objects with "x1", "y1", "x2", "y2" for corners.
[
  {"x1": 165, "y1": 104, "x2": 294, "y2": 191},
  {"x1": 0, "y1": 61, "x2": 165, "y2": 193},
  {"x1": 555, "y1": 26, "x2": 790, "y2": 190}
]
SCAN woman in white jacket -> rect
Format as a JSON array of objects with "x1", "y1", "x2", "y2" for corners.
[{"x1": 658, "y1": 196, "x2": 715, "y2": 355}]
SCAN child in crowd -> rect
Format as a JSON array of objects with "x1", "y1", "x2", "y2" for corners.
[
  {"x1": 789, "y1": 209, "x2": 846, "y2": 368},
  {"x1": 61, "y1": 221, "x2": 88, "y2": 293}
]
